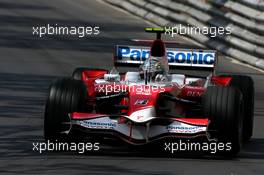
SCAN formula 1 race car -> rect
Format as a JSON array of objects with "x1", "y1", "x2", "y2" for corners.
[{"x1": 44, "y1": 28, "x2": 254, "y2": 157}]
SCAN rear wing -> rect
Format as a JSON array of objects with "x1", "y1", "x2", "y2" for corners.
[{"x1": 113, "y1": 45, "x2": 217, "y2": 70}]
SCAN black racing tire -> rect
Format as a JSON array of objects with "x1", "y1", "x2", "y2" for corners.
[
  {"x1": 227, "y1": 75, "x2": 254, "y2": 142},
  {"x1": 203, "y1": 86, "x2": 244, "y2": 157},
  {"x1": 72, "y1": 67, "x2": 108, "y2": 80},
  {"x1": 44, "y1": 78, "x2": 87, "y2": 141}
]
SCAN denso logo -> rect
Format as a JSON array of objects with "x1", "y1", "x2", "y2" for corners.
[{"x1": 117, "y1": 46, "x2": 215, "y2": 66}]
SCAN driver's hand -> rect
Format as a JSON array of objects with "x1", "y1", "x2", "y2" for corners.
[{"x1": 155, "y1": 74, "x2": 167, "y2": 82}]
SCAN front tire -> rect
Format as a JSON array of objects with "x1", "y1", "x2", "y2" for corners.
[
  {"x1": 44, "y1": 78, "x2": 87, "y2": 141},
  {"x1": 227, "y1": 75, "x2": 254, "y2": 141},
  {"x1": 203, "y1": 86, "x2": 244, "y2": 157}
]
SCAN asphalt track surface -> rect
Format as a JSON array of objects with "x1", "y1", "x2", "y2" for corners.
[{"x1": 0, "y1": 0, "x2": 263, "y2": 174}]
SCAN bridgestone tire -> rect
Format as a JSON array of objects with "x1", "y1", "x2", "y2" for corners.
[
  {"x1": 44, "y1": 78, "x2": 87, "y2": 141},
  {"x1": 227, "y1": 75, "x2": 254, "y2": 142},
  {"x1": 203, "y1": 86, "x2": 244, "y2": 157}
]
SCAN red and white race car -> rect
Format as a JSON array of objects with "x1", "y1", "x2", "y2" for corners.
[{"x1": 44, "y1": 28, "x2": 254, "y2": 156}]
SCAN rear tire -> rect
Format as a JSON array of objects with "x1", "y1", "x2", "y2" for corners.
[
  {"x1": 203, "y1": 86, "x2": 244, "y2": 157},
  {"x1": 44, "y1": 78, "x2": 87, "y2": 141}
]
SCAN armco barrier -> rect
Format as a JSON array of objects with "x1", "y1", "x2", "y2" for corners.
[{"x1": 103, "y1": 0, "x2": 264, "y2": 70}]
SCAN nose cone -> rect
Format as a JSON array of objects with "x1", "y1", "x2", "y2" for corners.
[
  {"x1": 127, "y1": 87, "x2": 159, "y2": 123},
  {"x1": 128, "y1": 85, "x2": 159, "y2": 111}
]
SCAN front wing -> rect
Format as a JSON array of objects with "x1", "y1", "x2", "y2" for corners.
[{"x1": 70, "y1": 113, "x2": 209, "y2": 145}]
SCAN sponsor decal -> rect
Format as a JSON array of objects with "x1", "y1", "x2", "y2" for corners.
[
  {"x1": 166, "y1": 122, "x2": 206, "y2": 133},
  {"x1": 79, "y1": 120, "x2": 116, "y2": 129},
  {"x1": 136, "y1": 116, "x2": 144, "y2": 121},
  {"x1": 134, "y1": 99, "x2": 148, "y2": 105},
  {"x1": 118, "y1": 46, "x2": 150, "y2": 61},
  {"x1": 186, "y1": 91, "x2": 203, "y2": 97},
  {"x1": 116, "y1": 46, "x2": 215, "y2": 67}
]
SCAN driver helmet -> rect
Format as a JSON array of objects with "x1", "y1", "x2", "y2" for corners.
[{"x1": 139, "y1": 56, "x2": 169, "y2": 82}]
